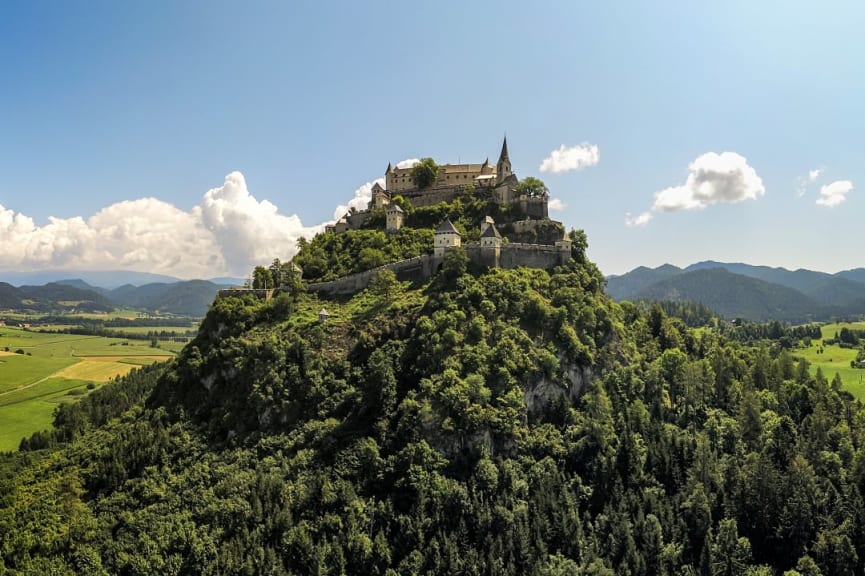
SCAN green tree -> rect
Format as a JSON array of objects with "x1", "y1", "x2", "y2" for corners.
[
  {"x1": 252, "y1": 265, "x2": 271, "y2": 289},
  {"x1": 514, "y1": 176, "x2": 549, "y2": 197},
  {"x1": 410, "y1": 158, "x2": 439, "y2": 189}
]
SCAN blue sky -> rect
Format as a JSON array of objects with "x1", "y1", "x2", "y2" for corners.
[{"x1": 1, "y1": 1, "x2": 863, "y2": 279}]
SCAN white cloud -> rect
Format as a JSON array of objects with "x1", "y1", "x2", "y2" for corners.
[
  {"x1": 0, "y1": 171, "x2": 323, "y2": 279},
  {"x1": 332, "y1": 178, "x2": 385, "y2": 220},
  {"x1": 797, "y1": 167, "x2": 824, "y2": 196},
  {"x1": 625, "y1": 151, "x2": 764, "y2": 227},
  {"x1": 539, "y1": 143, "x2": 600, "y2": 174},
  {"x1": 548, "y1": 198, "x2": 566, "y2": 211},
  {"x1": 625, "y1": 211, "x2": 653, "y2": 227},
  {"x1": 816, "y1": 180, "x2": 853, "y2": 207},
  {"x1": 396, "y1": 158, "x2": 420, "y2": 169},
  {"x1": 197, "y1": 172, "x2": 323, "y2": 274},
  {"x1": 652, "y1": 152, "x2": 764, "y2": 212}
]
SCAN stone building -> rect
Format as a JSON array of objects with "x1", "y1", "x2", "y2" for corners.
[{"x1": 385, "y1": 137, "x2": 514, "y2": 194}]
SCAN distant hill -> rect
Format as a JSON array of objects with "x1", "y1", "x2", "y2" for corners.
[
  {"x1": 0, "y1": 282, "x2": 113, "y2": 313},
  {"x1": 608, "y1": 261, "x2": 865, "y2": 321},
  {"x1": 637, "y1": 268, "x2": 820, "y2": 322},
  {"x1": 837, "y1": 268, "x2": 865, "y2": 284},
  {"x1": 106, "y1": 280, "x2": 229, "y2": 316},
  {"x1": 0, "y1": 270, "x2": 184, "y2": 289},
  {"x1": 605, "y1": 264, "x2": 682, "y2": 300},
  {"x1": 0, "y1": 277, "x2": 230, "y2": 317}
]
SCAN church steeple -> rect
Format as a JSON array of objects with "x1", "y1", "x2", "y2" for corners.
[
  {"x1": 498, "y1": 136, "x2": 510, "y2": 164},
  {"x1": 496, "y1": 135, "x2": 512, "y2": 182}
]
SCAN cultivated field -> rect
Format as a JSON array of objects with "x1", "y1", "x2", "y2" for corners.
[{"x1": 0, "y1": 327, "x2": 175, "y2": 451}]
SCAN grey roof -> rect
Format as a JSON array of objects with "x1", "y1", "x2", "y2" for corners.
[
  {"x1": 435, "y1": 219, "x2": 460, "y2": 235},
  {"x1": 481, "y1": 222, "x2": 501, "y2": 239},
  {"x1": 498, "y1": 136, "x2": 510, "y2": 163},
  {"x1": 387, "y1": 203, "x2": 404, "y2": 213}
]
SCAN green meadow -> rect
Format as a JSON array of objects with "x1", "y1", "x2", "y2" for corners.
[
  {"x1": 0, "y1": 327, "x2": 175, "y2": 452},
  {"x1": 794, "y1": 321, "x2": 865, "y2": 400}
]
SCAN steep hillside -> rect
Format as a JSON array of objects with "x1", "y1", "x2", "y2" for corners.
[
  {"x1": 638, "y1": 268, "x2": 820, "y2": 321},
  {"x1": 4, "y1": 225, "x2": 865, "y2": 575}
]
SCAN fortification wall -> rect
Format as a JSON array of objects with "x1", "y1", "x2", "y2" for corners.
[
  {"x1": 403, "y1": 186, "x2": 464, "y2": 207},
  {"x1": 308, "y1": 254, "x2": 441, "y2": 295},
  {"x1": 217, "y1": 288, "x2": 274, "y2": 301},
  {"x1": 309, "y1": 243, "x2": 570, "y2": 296},
  {"x1": 500, "y1": 243, "x2": 568, "y2": 269}
]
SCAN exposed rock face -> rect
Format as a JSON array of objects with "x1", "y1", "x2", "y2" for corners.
[{"x1": 523, "y1": 357, "x2": 592, "y2": 416}]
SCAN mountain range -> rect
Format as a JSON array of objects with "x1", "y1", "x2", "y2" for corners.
[
  {"x1": 0, "y1": 269, "x2": 245, "y2": 290},
  {"x1": 606, "y1": 261, "x2": 865, "y2": 322},
  {"x1": 0, "y1": 278, "x2": 234, "y2": 317}
]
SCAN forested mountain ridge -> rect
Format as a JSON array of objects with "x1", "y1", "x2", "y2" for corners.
[
  {"x1": 3, "y1": 230, "x2": 865, "y2": 574},
  {"x1": 608, "y1": 261, "x2": 865, "y2": 321}
]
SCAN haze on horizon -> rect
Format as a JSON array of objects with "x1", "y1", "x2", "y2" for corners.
[{"x1": 1, "y1": 1, "x2": 862, "y2": 279}]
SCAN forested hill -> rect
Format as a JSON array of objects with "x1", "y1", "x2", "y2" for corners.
[
  {"x1": 4, "y1": 233, "x2": 865, "y2": 574},
  {"x1": 607, "y1": 261, "x2": 865, "y2": 322}
]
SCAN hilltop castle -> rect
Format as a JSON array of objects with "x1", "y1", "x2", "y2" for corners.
[
  {"x1": 302, "y1": 138, "x2": 576, "y2": 296},
  {"x1": 326, "y1": 137, "x2": 549, "y2": 234}
]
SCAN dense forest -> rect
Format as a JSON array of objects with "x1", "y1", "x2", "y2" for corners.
[{"x1": 3, "y1": 229, "x2": 865, "y2": 575}]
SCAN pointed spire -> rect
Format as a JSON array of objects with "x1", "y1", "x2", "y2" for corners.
[
  {"x1": 386, "y1": 162, "x2": 393, "y2": 175},
  {"x1": 498, "y1": 135, "x2": 510, "y2": 164}
]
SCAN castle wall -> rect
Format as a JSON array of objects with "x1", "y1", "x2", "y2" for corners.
[
  {"x1": 308, "y1": 255, "x2": 441, "y2": 295},
  {"x1": 402, "y1": 186, "x2": 465, "y2": 207},
  {"x1": 309, "y1": 243, "x2": 570, "y2": 297},
  {"x1": 217, "y1": 288, "x2": 274, "y2": 301},
  {"x1": 518, "y1": 196, "x2": 549, "y2": 219},
  {"x1": 499, "y1": 243, "x2": 569, "y2": 269}
]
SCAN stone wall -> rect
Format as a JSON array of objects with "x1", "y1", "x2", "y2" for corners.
[
  {"x1": 499, "y1": 243, "x2": 569, "y2": 269},
  {"x1": 402, "y1": 186, "x2": 465, "y2": 207},
  {"x1": 217, "y1": 288, "x2": 274, "y2": 301},
  {"x1": 309, "y1": 242, "x2": 570, "y2": 297},
  {"x1": 308, "y1": 254, "x2": 442, "y2": 295}
]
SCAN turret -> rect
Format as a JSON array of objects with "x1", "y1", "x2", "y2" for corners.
[
  {"x1": 434, "y1": 219, "x2": 461, "y2": 258},
  {"x1": 386, "y1": 203, "x2": 404, "y2": 232}
]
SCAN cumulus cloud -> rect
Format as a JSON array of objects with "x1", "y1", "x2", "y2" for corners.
[
  {"x1": 548, "y1": 198, "x2": 566, "y2": 211},
  {"x1": 197, "y1": 172, "x2": 323, "y2": 274},
  {"x1": 816, "y1": 180, "x2": 853, "y2": 207},
  {"x1": 332, "y1": 178, "x2": 385, "y2": 220},
  {"x1": 539, "y1": 143, "x2": 600, "y2": 174},
  {"x1": 0, "y1": 158, "x2": 443, "y2": 279},
  {"x1": 0, "y1": 172, "x2": 324, "y2": 279},
  {"x1": 625, "y1": 151, "x2": 764, "y2": 226},
  {"x1": 396, "y1": 158, "x2": 420, "y2": 169}
]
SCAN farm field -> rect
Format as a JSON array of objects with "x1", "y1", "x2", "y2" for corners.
[
  {"x1": 0, "y1": 327, "x2": 174, "y2": 451},
  {"x1": 796, "y1": 321, "x2": 865, "y2": 400}
]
